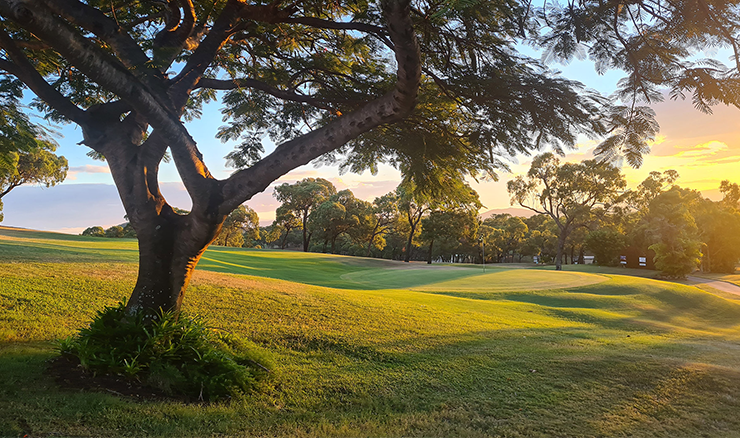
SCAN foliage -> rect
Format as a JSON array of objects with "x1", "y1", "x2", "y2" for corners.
[
  {"x1": 363, "y1": 192, "x2": 401, "y2": 256},
  {"x1": 308, "y1": 189, "x2": 370, "y2": 254},
  {"x1": 508, "y1": 154, "x2": 626, "y2": 269},
  {"x1": 274, "y1": 178, "x2": 337, "y2": 252},
  {"x1": 421, "y1": 208, "x2": 479, "y2": 263},
  {"x1": 539, "y1": 0, "x2": 740, "y2": 165},
  {"x1": 212, "y1": 205, "x2": 260, "y2": 248},
  {"x1": 271, "y1": 206, "x2": 302, "y2": 249},
  {"x1": 585, "y1": 229, "x2": 626, "y2": 266},
  {"x1": 58, "y1": 302, "x2": 272, "y2": 401},
  {"x1": 81, "y1": 226, "x2": 105, "y2": 237},
  {"x1": 692, "y1": 197, "x2": 740, "y2": 273},
  {"x1": 0, "y1": 142, "x2": 68, "y2": 222},
  {"x1": 105, "y1": 226, "x2": 125, "y2": 238},
  {"x1": 647, "y1": 188, "x2": 703, "y2": 279},
  {"x1": 720, "y1": 180, "x2": 740, "y2": 210},
  {"x1": 482, "y1": 214, "x2": 529, "y2": 263},
  {"x1": 626, "y1": 170, "x2": 680, "y2": 212}
]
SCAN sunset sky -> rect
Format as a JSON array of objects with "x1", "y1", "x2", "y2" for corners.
[{"x1": 3, "y1": 57, "x2": 739, "y2": 234}]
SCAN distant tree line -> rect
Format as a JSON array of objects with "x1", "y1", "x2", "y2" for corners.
[
  {"x1": 80, "y1": 159, "x2": 740, "y2": 280},
  {"x1": 82, "y1": 206, "x2": 261, "y2": 248},
  {"x1": 260, "y1": 159, "x2": 740, "y2": 279},
  {"x1": 507, "y1": 154, "x2": 740, "y2": 278}
]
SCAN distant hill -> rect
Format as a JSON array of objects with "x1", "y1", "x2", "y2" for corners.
[{"x1": 480, "y1": 207, "x2": 536, "y2": 219}]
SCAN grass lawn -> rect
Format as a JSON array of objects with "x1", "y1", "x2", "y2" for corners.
[{"x1": 2, "y1": 226, "x2": 740, "y2": 437}]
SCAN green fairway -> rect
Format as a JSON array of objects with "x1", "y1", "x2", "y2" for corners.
[{"x1": 2, "y1": 226, "x2": 740, "y2": 437}]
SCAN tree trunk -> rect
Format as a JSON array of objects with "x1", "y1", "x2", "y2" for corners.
[
  {"x1": 427, "y1": 239, "x2": 435, "y2": 264},
  {"x1": 366, "y1": 222, "x2": 380, "y2": 257},
  {"x1": 302, "y1": 213, "x2": 310, "y2": 252},
  {"x1": 404, "y1": 224, "x2": 415, "y2": 263},
  {"x1": 125, "y1": 207, "x2": 223, "y2": 316},
  {"x1": 556, "y1": 234, "x2": 566, "y2": 271},
  {"x1": 281, "y1": 228, "x2": 289, "y2": 249}
]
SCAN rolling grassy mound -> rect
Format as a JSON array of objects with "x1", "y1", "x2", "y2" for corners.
[{"x1": 2, "y1": 226, "x2": 740, "y2": 437}]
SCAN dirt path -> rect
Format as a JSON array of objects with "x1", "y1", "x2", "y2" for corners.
[{"x1": 687, "y1": 276, "x2": 740, "y2": 297}]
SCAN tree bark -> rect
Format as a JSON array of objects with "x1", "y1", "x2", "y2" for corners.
[
  {"x1": 404, "y1": 224, "x2": 415, "y2": 263},
  {"x1": 280, "y1": 228, "x2": 290, "y2": 249},
  {"x1": 556, "y1": 234, "x2": 566, "y2": 271},
  {"x1": 127, "y1": 209, "x2": 221, "y2": 315},
  {"x1": 302, "y1": 212, "x2": 310, "y2": 252}
]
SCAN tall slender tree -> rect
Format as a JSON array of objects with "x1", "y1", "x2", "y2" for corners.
[{"x1": 508, "y1": 153, "x2": 626, "y2": 270}]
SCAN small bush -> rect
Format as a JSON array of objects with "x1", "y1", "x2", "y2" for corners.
[{"x1": 58, "y1": 302, "x2": 273, "y2": 401}]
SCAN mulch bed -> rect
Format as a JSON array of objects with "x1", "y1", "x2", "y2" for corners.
[{"x1": 47, "y1": 355, "x2": 193, "y2": 403}]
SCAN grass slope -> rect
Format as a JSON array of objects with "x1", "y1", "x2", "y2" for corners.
[{"x1": 1, "y1": 226, "x2": 740, "y2": 437}]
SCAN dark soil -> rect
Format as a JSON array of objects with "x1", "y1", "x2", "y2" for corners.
[{"x1": 48, "y1": 355, "x2": 192, "y2": 403}]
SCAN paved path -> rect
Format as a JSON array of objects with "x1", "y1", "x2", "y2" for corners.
[{"x1": 687, "y1": 276, "x2": 740, "y2": 297}]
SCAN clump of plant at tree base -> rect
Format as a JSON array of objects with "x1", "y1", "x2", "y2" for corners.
[{"x1": 57, "y1": 302, "x2": 273, "y2": 401}]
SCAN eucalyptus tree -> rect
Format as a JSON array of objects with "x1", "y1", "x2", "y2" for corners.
[
  {"x1": 420, "y1": 208, "x2": 478, "y2": 264},
  {"x1": 308, "y1": 189, "x2": 366, "y2": 253},
  {"x1": 364, "y1": 192, "x2": 400, "y2": 257},
  {"x1": 508, "y1": 153, "x2": 626, "y2": 270},
  {"x1": 0, "y1": 0, "x2": 719, "y2": 315},
  {"x1": 482, "y1": 214, "x2": 528, "y2": 263},
  {"x1": 647, "y1": 187, "x2": 703, "y2": 278},
  {"x1": 271, "y1": 205, "x2": 302, "y2": 249},
  {"x1": 211, "y1": 205, "x2": 259, "y2": 247},
  {"x1": 274, "y1": 178, "x2": 336, "y2": 252}
]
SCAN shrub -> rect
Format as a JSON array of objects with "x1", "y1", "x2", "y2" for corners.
[
  {"x1": 105, "y1": 225, "x2": 125, "y2": 238},
  {"x1": 81, "y1": 226, "x2": 106, "y2": 237},
  {"x1": 58, "y1": 302, "x2": 273, "y2": 401}
]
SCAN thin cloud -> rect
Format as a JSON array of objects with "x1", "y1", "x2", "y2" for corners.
[{"x1": 66, "y1": 165, "x2": 111, "y2": 180}]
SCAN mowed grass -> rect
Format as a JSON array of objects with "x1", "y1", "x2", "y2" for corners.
[{"x1": 2, "y1": 227, "x2": 740, "y2": 437}]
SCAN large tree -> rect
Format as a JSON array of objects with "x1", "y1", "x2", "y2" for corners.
[
  {"x1": 273, "y1": 178, "x2": 336, "y2": 252},
  {"x1": 308, "y1": 189, "x2": 366, "y2": 253},
  {"x1": 364, "y1": 192, "x2": 400, "y2": 257},
  {"x1": 647, "y1": 187, "x2": 703, "y2": 278},
  {"x1": 507, "y1": 153, "x2": 626, "y2": 270},
  {"x1": 1, "y1": 0, "x2": 731, "y2": 315},
  {"x1": 211, "y1": 204, "x2": 259, "y2": 247}
]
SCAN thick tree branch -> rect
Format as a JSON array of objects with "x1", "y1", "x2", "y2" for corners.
[
  {"x1": 0, "y1": 0, "x2": 221, "y2": 211},
  {"x1": 174, "y1": 0, "x2": 196, "y2": 43},
  {"x1": 40, "y1": 0, "x2": 154, "y2": 75},
  {"x1": 152, "y1": 0, "x2": 200, "y2": 70},
  {"x1": 220, "y1": 0, "x2": 421, "y2": 213},
  {"x1": 0, "y1": 31, "x2": 88, "y2": 125},
  {"x1": 168, "y1": 0, "x2": 248, "y2": 106}
]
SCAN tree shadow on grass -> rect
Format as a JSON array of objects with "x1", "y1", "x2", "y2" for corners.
[{"x1": 2, "y1": 323, "x2": 740, "y2": 438}]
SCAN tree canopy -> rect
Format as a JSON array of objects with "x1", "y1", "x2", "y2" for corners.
[
  {"x1": 0, "y1": 142, "x2": 67, "y2": 222},
  {"x1": 507, "y1": 153, "x2": 626, "y2": 270}
]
